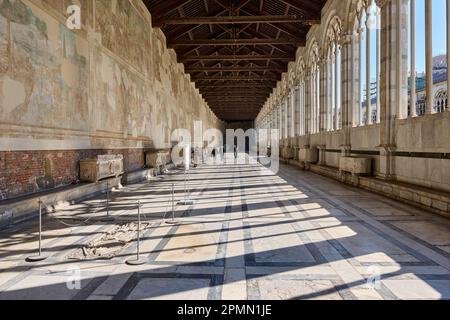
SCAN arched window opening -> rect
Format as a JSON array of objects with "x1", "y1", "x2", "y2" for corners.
[
  {"x1": 355, "y1": 0, "x2": 381, "y2": 126},
  {"x1": 326, "y1": 17, "x2": 343, "y2": 131},
  {"x1": 296, "y1": 60, "x2": 306, "y2": 137},
  {"x1": 407, "y1": 0, "x2": 448, "y2": 117},
  {"x1": 435, "y1": 90, "x2": 448, "y2": 113},
  {"x1": 309, "y1": 44, "x2": 321, "y2": 134}
]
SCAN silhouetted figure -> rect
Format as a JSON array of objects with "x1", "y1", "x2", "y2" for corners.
[{"x1": 234, "y1": 145, "x2": 238, "y2": 159}]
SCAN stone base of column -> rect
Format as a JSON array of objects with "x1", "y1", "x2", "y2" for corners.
[
  {"x1": 340, "y1": 145, "x2": 352, "y2": 157},
  {"x1": 377, "y1": 145, "x2": 397, "y2": 181},
  {"x1": 317, "y1": 145, "x2": 327, "y2": 166}
]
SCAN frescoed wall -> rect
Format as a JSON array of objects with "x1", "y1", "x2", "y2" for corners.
[{"x1": 0, "y1": 0, "x2": 224, "y2": 199}]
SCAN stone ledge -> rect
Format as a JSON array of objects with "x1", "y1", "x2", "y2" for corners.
[
  {"x1": 283, "y1": 159, "x2": 307, "y2": 169},
  {"x1": 309, "y1": 164, "x2": 450, "y2": 219},
  {"x1": 121, "y1": 164, "x2": 176, "y2": 185}
]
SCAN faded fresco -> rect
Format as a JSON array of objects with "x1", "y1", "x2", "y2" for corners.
[
  {"x1": 0, "y1": 0, "x2": 224, "y2": 151},
  {"x1": 95, "y1": 0, "x2": 151, "y2": 76},
  {"x1": 0, "y1": 0, "x2": 89, "y2": 130},
  {"x1": 0, "y1": 0, "x2": 223, "y2": 198}
]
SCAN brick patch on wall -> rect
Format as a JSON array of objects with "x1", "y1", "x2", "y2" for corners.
[{"x1": 0, "y1": 149, "x2": 145, "y2": 200}]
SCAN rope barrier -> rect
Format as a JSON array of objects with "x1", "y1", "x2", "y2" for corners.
[
  {"x1": 24, "y1": 160, "x2": 211, "y2": 263},
  {"x1": 44, "y1": 187, "x2": 107, "y2": 228},
  {"x1": 25, "y1": 163, "x2": 207, "y2": 262},
  {"x1": 42, "y1": 169, "x2": 184, "y2": 228}
]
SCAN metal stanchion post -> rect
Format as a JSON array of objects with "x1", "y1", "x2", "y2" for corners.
[
  {"x1": 177, "y1": 146, "x2": 195, "y2": 206},
  {"x1": 177, "y1": 170, "x2": 195, "y2": 206},
  {"x1": 166, "y1": 183, "x2": 179, "y2": 225},
  {"x1": 26, "y1": 199, "x2": 48, "y2": 262},
  {"x1": 126, "y1": 201, "x2": 146, "y2": 265},
  {"x1": 101, "y1": 181, "x2": 115, "y2": 222}
]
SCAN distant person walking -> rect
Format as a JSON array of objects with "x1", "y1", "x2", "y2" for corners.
[{"x1": 234, "y1": 145, "x2": 238, "y2": 159}]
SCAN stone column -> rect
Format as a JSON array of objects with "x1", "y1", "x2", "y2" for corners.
[
  {"x1": 376, "y1": 6, "x2": 381, "y2": 122},
  {"x1": 300, "y1": 82, "x2": 305, "y2": 136},
  {"x1": 280, "y1": 99, "x2": 284, "y2": 142},
  {"x1": 410, "y1": 0, "x2": 417, "y2": 117},
  {"x1": 294, "y1": 86, "x2": 300, "y2": 137},
  {"x1": 334, "y1": 48, "x2": 340, "y2": 130},
  {"x1": 341, "y1": 33, "x2": 354, "y2": 156},
  {"x1": 280, "y1": 102, "x2": 283, "y2": 143},
  {"x1": 356, "y1": 27, "x2": 363, "y2": 126},
  {"x1": 366, "y1": 4, "x2": 372, "y2": 125},
  {"x1": 278, "y1": 103, "x2": 282, "y2": 142},
  {"x1": 425, "y1": 0, "x2": 434, "y2": 114},
  {"x1": 290, "y1": 89, "x2": 296, "y2": 138},
  {"x1": 398, "y1": 0, "x2": 409, "y2": 119},
  {"x1": 269, "y1": 110, "x2": 273, "y2": 147},
  {"x1": 286, "y1": 92, "x2": 289, "y2": 140},
  {"x1": 287, "y1": 92, "x2": 292, "y2": 139},
  {"x1": 320, "y1": 58, "x2": 327, "y2": 133},
  {"x1": 283, "y1": 97, "x2": 287, "y2": 142},
  {"x1": 448, "y1": 0, "x2": 450, "y2": 111},
  {"x1": 376, "y1": 0, "x2": 405, "y2": 180},
  {"x1": 312, "y1": 71, "x2": 317, "y2": 134},
  {"x1": 305, "y1": 74, "x2": 311, "y2": 137},
  {"x1": 286, "y1": 97, "x2": 289, "y2": 140},
  {"x1": 323, "y1": 58, "x2": 329, "y2": 131},
  {"x1": 284, "y1": 97, "x2": 288, "y2": 140}
]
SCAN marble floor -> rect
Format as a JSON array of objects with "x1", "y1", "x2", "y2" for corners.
[{"x1": 2, "y1": 156, "x2": 450, "y2": 300}]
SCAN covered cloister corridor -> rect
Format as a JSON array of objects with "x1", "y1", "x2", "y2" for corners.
[
  {"x1": 1, "y1": 0, "x2": 449, "y2": 303},
  {"x1": 1, "y1": 157, "x2": 450, "y2": 300}
]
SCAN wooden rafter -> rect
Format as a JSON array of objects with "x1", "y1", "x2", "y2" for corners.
[
  {"x1": 155, "y1": 15, "x2": 320, "y2": 27},
  {"x1": 186, "y1": 66, "x2": 282, "y2": 72},
  {"x1": 181, "y1": 54, "x2": 292, "y2": 61},
  {"x1": 143, "y1": 0, "x2": 326, "y2": 121},
  {"x1": 168, "y1": 38, "x2": 305, "y2": 47}
]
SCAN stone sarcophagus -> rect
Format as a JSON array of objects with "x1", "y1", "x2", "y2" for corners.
[
  {"x1": 80, "y1": 155, "x2": 124, "y2": 182},
  {"x1": 145, "y1": 149, "x2": 171, "y2": 174},
  {"x1": 298, "y1": 148, "x2": 318, "y2": 164},
  {"x1": 339, "y1": 157, "x2": 372, "y2": 175}
]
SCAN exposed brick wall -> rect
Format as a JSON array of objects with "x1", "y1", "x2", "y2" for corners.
[{"x1": 0, "y1": 149, "x2": 145, "y2": 200}]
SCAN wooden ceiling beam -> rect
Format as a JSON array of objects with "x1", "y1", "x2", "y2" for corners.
[
  {"x1": 150, "y1": 0, "x2": 193, "y2": 19},
  {"x1": 212, "y1": 0, "x2": 231, "y2": 11},
  {"x1": 201, "y1": 90, "x2": 271, "y2": 94},
  {"x1": 181, "y1": 54, "x2": 292, "y2": 62},
  {"x1": 234, "y1": 0, "x2": 252, "y2": 13},
  {"x1": 193, "y1": 76, "x2": 278, "y2": 81},
  {"x1": 207, "y1": 97, "x2": 266, "y2": 99},
  {"x1": 166, "y1": 9, "x2": 228, "y2": 40},
  {"x1": 210, "y1": 106, "x2": 262, "y2": 109},
  {"x1": 209, "y1": 98, "x2": 266, "y2": 105},
  {"x1": 177, "y1": 30, "x2": 228, "y2": 56},
  {"x1": 154, "y1": 15, "x2": 320, "y2": 27},
  {"x1": 186, "y1": 66, "x2": 282, "y2": 72},
  {"x1": 200, "y1": 88, "x2": 272, "y2": 91},
  {"x1": 242, "y1": 3, "x2": 315, "y2": 35},
  {"x1": 279, "y1": 0, "x2": 322, "y2": 15},
  {"x1": 206, "y1": 100, "x2": 267, "y2": 103},
  {"x1": 241, "y1": 28, "x2": 298, "y2": 55},
  {"x1": 204, "y1": 94, "x2": 269, "y2": 97},
  {"x1": 168, "y1": 38, "x2": 305, "y2": 48},
  {"x1": 196, "y1": 83, "x2": 274, "y2": 88}
]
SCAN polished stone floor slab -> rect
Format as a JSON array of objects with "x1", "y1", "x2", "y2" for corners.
[{"x1": 1, "y1": 155, "x2": 450, "y2": 300}]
